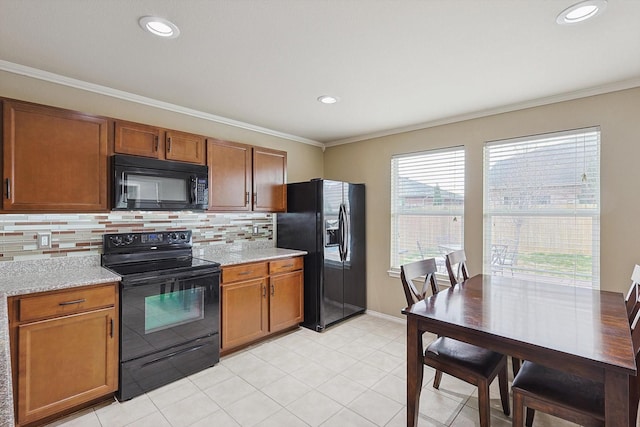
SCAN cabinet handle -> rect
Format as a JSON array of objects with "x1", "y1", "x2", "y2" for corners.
[
  {"x1": 282, "y1": 264, "x2": 293, "y2": 268},
  {"x1": 238, "y1": 271, "x2": 252, "y2": 276},
  {"x1": 262, "y1": 285, "x2": 266, "y2": 298},
  {"x1": 110, "y1": 318, "x2": 114, "y2": 338},
  {"x1": 154, "y1": 136, "x2": 159, "y2": 152},
  {"x1": 253, "y1": 193, "x2": 257, "y2": 205},
  {"x1": 245, "y1": 192, "x2": 249, "y2": 205},
  {"x1": 167, "y1": 137, "x2": 172, "y2": 152},
  {"x1": 58, "y1": 298, "x2": 86, "y2": 306},
  {"x1": 270, "y1": 283, "x2": 275, "y2": 296},
  {"x1": 5, "y1": 178, "x2": 9, "y2": 199}
]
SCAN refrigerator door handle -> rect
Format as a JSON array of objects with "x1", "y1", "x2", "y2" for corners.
[{"x1": 338, "y1": 203, "x2": 348, "y2": 262}]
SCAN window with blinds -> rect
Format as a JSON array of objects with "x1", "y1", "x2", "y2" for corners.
[
  {"x1": 483, "y1": 127, "x2": 600, "y2": 288},
  {"x1": 390, "y1": 147, "x2": 465, "y2": 273}
]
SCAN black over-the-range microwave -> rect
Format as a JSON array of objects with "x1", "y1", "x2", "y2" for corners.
[{"x1": 112, "y1": 154, "x2": 209, "y2": 210}]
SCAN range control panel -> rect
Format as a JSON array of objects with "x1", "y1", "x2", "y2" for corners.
[{"x1": 104, "y1": 230, "x2": 192, "y2": 250}]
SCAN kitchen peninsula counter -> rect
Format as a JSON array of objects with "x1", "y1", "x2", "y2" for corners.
[{"x1": 0, "y1": 256, "x2": 121, "y2": 427}]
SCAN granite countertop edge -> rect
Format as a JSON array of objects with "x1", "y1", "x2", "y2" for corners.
[
  {"x1": 0, "y1": 246, "x2": 307, "y2": 427},
  {"x1": 199, "y1": 247, "x2": 307, "y2": 266}
]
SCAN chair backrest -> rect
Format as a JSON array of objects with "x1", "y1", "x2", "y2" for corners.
[
  {"x1": 626, "y1": 265, "x2": 640, "y2": 322},
  {"x1": 630, "y1": 307, "x2": 640, "y2": 360},
  {"x1": 445, "y1": 249, "x2": 469, "y2": 285},
  {"x1": 400, "y1": 258, "x2": 440, "y2": 306}
]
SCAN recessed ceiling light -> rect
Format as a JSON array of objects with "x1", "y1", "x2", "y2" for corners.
[
  {"x1": 556, "y1": 0, "x2": 607, "y2": 25},
  {"x1": 317, "y1": 95, "x2": 339, "y2": 104},
  {"x1": 139, "y1": 16, "x2": 180, "y2": 38}
]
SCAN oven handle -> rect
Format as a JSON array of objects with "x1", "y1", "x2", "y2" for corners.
[
  {"x1": 140, "y1": 344, "x2": 206, "y2": 368},
  {"x1": 120, "y1": 268, "x2": 221, "y2": 287}
]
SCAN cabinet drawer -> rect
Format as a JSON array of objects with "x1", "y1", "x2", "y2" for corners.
[
  {"x1": 223, "y1": 262, "x2": 268, "y2": 283},
  {"x1": 270, "y1": 257, "x2": 303, "y2": 275},
  {"x1": 18, "y1": 284, "x2": 116, "y2": 322}
]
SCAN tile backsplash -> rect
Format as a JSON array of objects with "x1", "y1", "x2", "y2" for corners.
[{"x1": 0, "y1": 211, "x2": 273, "y2": 262}]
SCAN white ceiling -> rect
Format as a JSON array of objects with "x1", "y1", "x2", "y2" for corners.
[{"x1": 1, "y1": 0, "x2": 640, "y2": 145}]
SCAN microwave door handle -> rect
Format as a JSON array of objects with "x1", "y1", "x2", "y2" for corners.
[
  {"x1": 121, "y1": 172, "x2": 127, "y2": 203},
  {"x1": 190, "y1": 177, "x2": 197, "y2": 204}
]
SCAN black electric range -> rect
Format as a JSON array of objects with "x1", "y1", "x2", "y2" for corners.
[{"x1": 102, "y1": 230, "x2": 221, "y2": 401}]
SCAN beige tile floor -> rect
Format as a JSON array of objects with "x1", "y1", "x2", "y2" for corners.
[{"x1": 46, "y1": 313, "x2": 583, "y2": 427}]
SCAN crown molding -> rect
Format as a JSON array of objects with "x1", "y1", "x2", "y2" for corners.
[
  {"x1": 0, "y1": 60, "x2": 324, "y2": 148},
  {"x1": 324, "y1": 77, "x2": 640, "y2": 147}
]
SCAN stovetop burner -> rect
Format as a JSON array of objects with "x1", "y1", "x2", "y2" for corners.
[{"x1": 101, "y1": 230, "x2": 220, "y2": 278}]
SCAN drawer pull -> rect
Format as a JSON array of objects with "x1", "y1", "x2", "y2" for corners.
[
  {"x1": 282, "y1": 264, "x2": 293, "y2": 268},
  {"x1": 58, "y1": 298, "x2": 86, "y2": 306},
  {"x1": 238, "y1": 271, "x2": 252, "y2": 276}
]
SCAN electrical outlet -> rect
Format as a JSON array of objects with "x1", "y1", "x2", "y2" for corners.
[
  {"x1": 37, "y1": 232, "x2": 51, "y2": 249},
  {"x1": 253, "y1": 225, "x2": 259, "y2": 234}
]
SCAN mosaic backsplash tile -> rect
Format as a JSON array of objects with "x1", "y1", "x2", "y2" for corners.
[{"x1": 0, "y1": 211, "x2": 273, "y2": 262}]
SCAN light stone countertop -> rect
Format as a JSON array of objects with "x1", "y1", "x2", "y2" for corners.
[
  {"x1": 198, "y1": 245, "x2": 307, "y2": 266},
  {"x1": 0, "y1": 255, "x2": 121, "y2": 427},
  {"x1": 0, "y1": 244, "x2": 306, "y2": 426}
]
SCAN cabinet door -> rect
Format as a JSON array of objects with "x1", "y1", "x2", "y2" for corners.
[
  {"x1": 269, "y1": 270, "x2": 303, "y2": 333},
  {"x1": 253, "y1": 147, "x2": 287, "y2": 212},
  {"x1": 17, "y1": 307, "x2": 117, "y2": 424},
  {"x1": 2, "y1": 101, "x2": 108, "y2": 211},
  {"x1": 221, "y1": 277, "x2": 268, "y2": 350},
  {"x1": 114, "y1": 120, "x2": 161, "y2": 158},
  {"x1": 207, "y1": 139, "x2": 252, "y2": 211},
  {"x1": 165, "y1": 130, "x2": 206, "y2": 164}
]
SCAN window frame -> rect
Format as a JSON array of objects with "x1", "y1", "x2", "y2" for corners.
[
  {"x1": 482, "y1": 127, "x2": 601, "y2": 288},
  {"x1": 390, "y1": 146, "x2": 465, "y2": 276}
]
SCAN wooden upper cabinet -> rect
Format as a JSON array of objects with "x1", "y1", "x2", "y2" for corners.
[
  {"x1": 114, "y1": 120, "x2": 161, "y2": 158},
  {"x1": 253, "y1": 147, "x2": 287, "y2": 212},
  {"x1": 207, "y1": 139, "x2": 252, "y2": 211},
  {"x1": 207, "y1": 139, "x2": 287, "y2": 212},
  {"x1": 2, "y1": 100, "x2": 109, "y2": 212},
  {"x1": 114, "y1": 120, "x2": 205, "y2": 165},
  {"x1": 165, "y1": 129, "x2": 206, "y2": 165}
]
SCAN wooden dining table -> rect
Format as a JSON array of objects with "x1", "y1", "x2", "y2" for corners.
[{"x1": 403, "y1": 274, "x2": 637, "y2": 427}]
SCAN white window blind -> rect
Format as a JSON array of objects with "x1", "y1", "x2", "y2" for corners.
[
  {"x1": 391, "y1": 147, "x2": 464, "y2": 273},
  {"x1": 483, "y1": 127, "x2": 600, "y2": 288}
]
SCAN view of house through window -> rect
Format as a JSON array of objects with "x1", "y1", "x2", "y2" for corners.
[
  {"x1": 390, "y1": 147, "x2": 464, "y2": 274},
  {"x1": 483, "y1": 127, "x2": 600, "y2": 288}
]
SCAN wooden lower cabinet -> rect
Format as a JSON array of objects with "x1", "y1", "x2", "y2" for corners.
[
  {"x1": 221, "y1": 257, "x2": 303, "y2": 353},
  {"x1": 8, "y1": 283, "x2": 118, "y2": 426},
  {"x1": 221, "y1": 276, "x2": 269, "y2": 349}
]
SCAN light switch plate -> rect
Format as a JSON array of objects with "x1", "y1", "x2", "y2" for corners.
[{"x1": 37, "y1": 232, "x2": 51, "y2": 249}]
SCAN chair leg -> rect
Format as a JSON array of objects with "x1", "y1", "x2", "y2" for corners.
[
  {"x1": 498, "y1": 364, "x2": 510, "y2": 416},
  {"x1": 525, "y1": 408, "x2": 535, "y2": 427},
  {"x1": 432, "y1": 369, "x2": 443, "y2": 389},
  {"x1": 513, "y1": 389, "x2": 524, "y2": 427},
  {"x1": 512, "y1": 357, "x2": 521, "y2": 377},
  {"x1": 478, "y1": 379, "x2": 491, "y2": 427}
]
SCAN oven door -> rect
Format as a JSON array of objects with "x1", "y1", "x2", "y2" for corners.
[{"x1": 120, "y1": 268, "x2": 219, "y2": 363}]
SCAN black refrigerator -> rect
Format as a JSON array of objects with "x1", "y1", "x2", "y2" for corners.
[{"x1": 277, "y1": 179, "x2": 366, "y2": 331}]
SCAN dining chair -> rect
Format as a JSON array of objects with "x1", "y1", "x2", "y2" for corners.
[
  {"x1": 445, "y1": 249, "x2": 522, "y2": 376},
  {"x1": 445, "y1": 249, "x2": 469, "y2": 285},
  {"x1": 511, "y1": 299, "x2": 640, "y2": 427},
  {"x1": 400, "y1": 258, "x2": 510, "y2": 427},
  {"x1": 625, "y1": 264, "x2": 640, "y2": 322}
]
